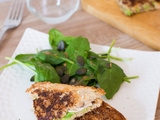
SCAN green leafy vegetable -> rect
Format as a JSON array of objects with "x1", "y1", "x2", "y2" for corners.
[
  {"x1": 61, "y1": 112, "x2": 75, "y2": 119},
  {"x1": 49, "y1": 29, "x2": 75, "y2": 48},
  {"x1": 65, "y1": 36, "x2": 90, "y2": 61},
  {"x1": 0, "y1": 54, "x2": 36, "y2": 71},
  {"x1": 5, "y1": 57, "x2": 36, "y2": 73},
  {"x1": 0, "y1": 29, "x2": 139, "y2": 99},
  {"x1": 97, "y1": 40, "x2": 138, "y2": 99},
  {"x1": 66, "y1": 63, "x2": 81, "y2": 76},
  {"x1": 65, "y1": 36, "x2": 90, "y2": 76},
  {"x1": 15, "y1": 54, "x2": 36, "y2": 66},
  {"x1": 31, "y1": 58, "x2": 60, "y2": 83},
  {"x1": 97, "y1": 62, "x2": 126, "y2": 99},
  {"x1": 97, "y1": 40, "x2": 125, "y2": 99},
  {"x1": 87, "y1": 79, "x2": 98, "y2": 87},
  {"x1": 86, "y1": 58, "x2": 105, "y2": 72},
  {"x1": 36, "y1": 49, "x2": 73, "y2": 65}
]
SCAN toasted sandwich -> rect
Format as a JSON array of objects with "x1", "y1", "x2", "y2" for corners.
[
  {"x1": 26, "y1": 82, "x2": 126, "y2": 120},
  {"x1": 75, "y1": 101, "x2": 126, "y2": 120},
  {"x1": 115, "y1": 0, "x2": 160, "y2": 16}
]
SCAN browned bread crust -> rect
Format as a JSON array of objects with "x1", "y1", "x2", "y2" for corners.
[
  {"x1": 26, "y1": 82, "x2": 105, "y2": 96},
  {"x1": 26, "y1": 82, "x2": 105, "y2": 120},
  {"x1": 120, "y1": 0, "x2": 154, "y2": 7},
  {"x1": 75, "y1": 101, "x2": 126, "y2": 120}
]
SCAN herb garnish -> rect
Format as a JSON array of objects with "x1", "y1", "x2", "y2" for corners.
[{"x1": 0, "y1": 29, "x2": 138, "y2": 99}]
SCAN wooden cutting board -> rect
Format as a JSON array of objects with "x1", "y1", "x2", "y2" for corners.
[{"x1": 81, "y1": 0, "x2": 160, "y2": 50}]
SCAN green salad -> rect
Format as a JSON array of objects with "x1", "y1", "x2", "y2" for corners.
[{"x1": 0, "y1": 29, "x2": 138, "y2": 99}]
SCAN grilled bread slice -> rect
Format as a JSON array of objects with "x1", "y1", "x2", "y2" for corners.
[
  {"x1": 116, "y1": 0, "x2": 160, "y2": 16},
  {"x1": 75, "y1": 101, "x2": 126, "y2": 120},
  {"x1": 26, "y1": 82, "x2": 105, "y2": 120}
]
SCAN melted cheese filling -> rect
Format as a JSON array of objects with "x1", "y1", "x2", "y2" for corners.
[
  {"x1": 62, "y1": 99, "x2": 102, "y2": 120},
  {"x1": 68, "y1": 103, "x2": 92, "y2": 112}
]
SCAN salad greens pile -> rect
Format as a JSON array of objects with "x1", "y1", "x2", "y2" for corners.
[{"x1": 0, "y1": 29, "x2": 138, "y2": 99}]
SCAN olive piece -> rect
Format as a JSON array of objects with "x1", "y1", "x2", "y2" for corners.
[
  {"x1": 77, "y1": 55, "x2": 85, "y2": 67},
  {"x1": 60, "y1": 74, "x2": 70, "y2": 84},
  {"x1": 55, "y1": 66, "x2": 64, "y2": 76},
  {"x1": 69, "y1": 78, "x2": 77, "y2": 85},
  {"x1": 76, "y1": 68, "x2": 87, "y2": 75},
  {"x1": 57, "y1": 40, "x2": 66, "y2": 51},
  {"x1": 106, "y1": 62, "x2": 112, "y2": 68}
]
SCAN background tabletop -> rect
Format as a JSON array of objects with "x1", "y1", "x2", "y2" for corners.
[{"x1": 0, "y1": 1, "x2": 159, "y2": 120}]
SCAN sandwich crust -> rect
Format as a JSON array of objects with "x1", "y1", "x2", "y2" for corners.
[
  {"x1": 26, "y1": 82, "x2": 105, "y2": 96},
  {"x1": 120, "y1": 0, "x2": 154, "y2": 7},
  {"x1": 26, "y1": 82, "x2": 105, "y2": 120},
  {"x1": 75, "y1": 101, "x2": 126, "y2": 120}
]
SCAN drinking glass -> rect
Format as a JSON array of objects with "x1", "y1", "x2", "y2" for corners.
[{"x1": 26, "y1": 0, "x2": 80, "y2": 24}]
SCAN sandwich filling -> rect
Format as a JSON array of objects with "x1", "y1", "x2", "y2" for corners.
[{"x1": 60, "y1": 99, "x2": 102, "y2": 120}]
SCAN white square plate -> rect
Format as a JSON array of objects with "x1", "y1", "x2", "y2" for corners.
[{"x1": 0, "y1": 28, "x2": 160, "y2": 120}]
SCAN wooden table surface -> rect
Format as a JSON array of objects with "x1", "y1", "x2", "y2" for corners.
[{"x1": 0, "y1": 1, "x2": 159, "y2": 120}]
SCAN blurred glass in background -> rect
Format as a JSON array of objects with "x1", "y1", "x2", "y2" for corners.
[{"x1": 26, "y1": 0, "x2": 80, "y2": 24}]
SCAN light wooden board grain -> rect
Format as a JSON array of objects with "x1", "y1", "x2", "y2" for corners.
[{"x1": 81, "y1": 0, "x2": 160, "y2": 50}]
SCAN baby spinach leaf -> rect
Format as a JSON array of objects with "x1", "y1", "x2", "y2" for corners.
[
  {"x1": 31, "y1": 58, "x2": 60, "y2": 83},
  {"x1": 84, "y1": 63, "x2": 95, "y2": 77},
  {"x1": 86, "y1": 51, "x2": 99, "y2": 71},
  {"x1": 62, "y1": 112, "x2": 75, "y2": 119},
  {"x1": 87, "y1": 79, "x2": 98, "y2": 87},
  {"x1": 69, "y1": 63, "x2": 95, "y2": 85},
  {"x1": 86, "y1": 58, "x2": 106, "y2": 72},
  {"x1": 87, "y1": 51, "x2": 99, "y2": 59},
  {"x1": 66, "y1": 62, "x2": 81, "y2": 76},
  {"x1": 80, "y1": 63, "x2": 96, "y2": 85},
  {"x1": 81, "y1": 80, "x2": 90, "y2": 86},
  {"x1": 49, "y1": 29, "x2": 75, "y2": 48},
  {"x1": 5, "y1": 57, "x2": 36, "y2": 73},
  {"x1": 64, "y1": 37, "x2": 90, "y2": 76},
  {"x1": 15, "y1": 54, "x2": 36, "y2": 66},
  {"x1": 65, "y1": 36, "x2": 90, "y2": 61},
  {"x1": 81, "y1": 77, "x2": 96, "y2": 86},
  {"x1": 36, "y1": 49, "x2": 73, "y2": 65},
  {"x1": 86, "y1": 59, "x2": 98, "y2": 71},
  {"x1": 97, "y1": 61, "x2": 126, "y2": 99},
  {"x1": 66, "y1": 58, "x2": 95, "y2": 78}
]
